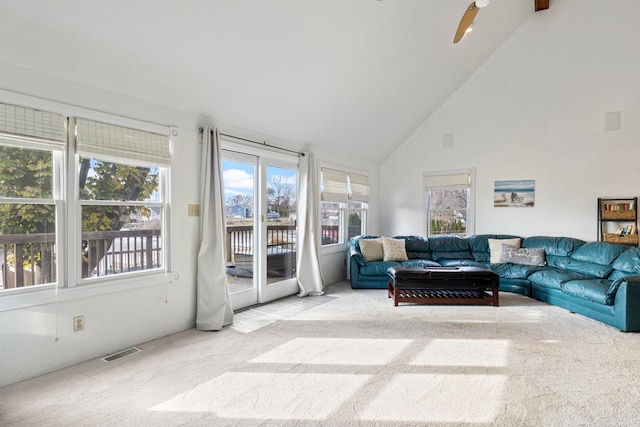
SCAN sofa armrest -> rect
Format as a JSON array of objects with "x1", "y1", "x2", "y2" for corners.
[
  {"x1": 614, "y1": 276, "x2": 640, "y2": 332},
  {"x1": 349, "y1": 246, "x2": 366, "y2": 267}
]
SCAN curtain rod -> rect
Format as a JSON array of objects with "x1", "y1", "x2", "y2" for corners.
[{"x1": 199, "y1": 128, "x2": 304, "y2": 157}]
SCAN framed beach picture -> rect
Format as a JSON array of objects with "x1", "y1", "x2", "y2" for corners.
[{"x1": 494, "y1": 180, "x2": 535, "y2": 207}]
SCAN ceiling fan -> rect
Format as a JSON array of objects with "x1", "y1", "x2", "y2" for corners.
[
  {"x1": 453, "y1": 0, "x2": 490, "y2": 44},
  {"x1": 453, "y1": 0, "x2": 550, "y2": 44}
]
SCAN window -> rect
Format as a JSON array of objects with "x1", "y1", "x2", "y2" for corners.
[
  {"x1": 0, "y1": 102, "x2": 172, "y2": 294},
  {"x1": 75, "y1": 118, "x2": 170, "y2": 281},
  {"x1": 425, "y1": 169, "x2": 475, "y2": 237},
  {"x1": 320, "y1": 166, "x2": 368, "y2": 246},
  {"x1": 0, "y1": 105, "x2": 65, "y2": 290}
]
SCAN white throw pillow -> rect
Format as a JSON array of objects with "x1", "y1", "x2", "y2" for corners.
[
  {"x1": 382, "y1": 236, "x2": 409, "y2": 262},
  {"x1": 359, "y1": 238, "x2": 383, "y2": 263},
  {"x1": 488, "y1": 238, "x2": 521, "y2": 263}
]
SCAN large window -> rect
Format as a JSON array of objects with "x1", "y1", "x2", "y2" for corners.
[
  {"x1": 75, "y1": 119, "x2": 170, "y2": 282},
  {"x1": 0, "y1": 105, "x2": 65, "y2": 290},
  {"x1": 0, "y1": 103, "x2": 172, "y2": 293},
  {"x1": 425, "y1": 169, "x2": 475, "y2": 237},
  {"x1": 320, "y1": 166, "x2": 368, "y2": 246}
]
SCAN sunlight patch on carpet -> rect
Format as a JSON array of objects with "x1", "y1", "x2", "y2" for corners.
[
  {"x1": 358, "y1": 374, "x2": 506, "y2": 423},
  {"x1": 250, "y1": 337, "x2": 412, "y2": 365},
  {"x1": 150, "y1": 372, "x2": 369, "y2": 420},
  {"x1": 411, "y1": 339, "x2": 509, "y2": 367},
  {"x1": 230, "y1": 295, "x2": 336, "y2": 334}
]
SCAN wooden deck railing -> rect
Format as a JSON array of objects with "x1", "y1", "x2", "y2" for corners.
[{"x1": 0, "y1": 229, "x2": 161, "y2": 289}]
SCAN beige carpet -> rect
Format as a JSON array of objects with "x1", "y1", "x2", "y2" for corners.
[{"x1": 2, "y1": 282, "x2": 640, "y2": 426}]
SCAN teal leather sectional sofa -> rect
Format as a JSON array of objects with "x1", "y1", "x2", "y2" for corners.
[{"x1": 348, "y1": 234, "x2": 640, "y2": 332}]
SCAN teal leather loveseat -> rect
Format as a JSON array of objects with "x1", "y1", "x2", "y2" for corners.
[{"x1": 348, "y1": 234, "x2": 640, "y2": 332}]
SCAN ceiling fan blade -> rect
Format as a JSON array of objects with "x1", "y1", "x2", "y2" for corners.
[{"x1": 454, "y1": 2, "x2": 480, "y2": 43}]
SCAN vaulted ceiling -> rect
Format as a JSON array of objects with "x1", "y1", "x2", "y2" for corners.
[{"x1": 0, "y1": 1, "x2": 543, "y2": 164}]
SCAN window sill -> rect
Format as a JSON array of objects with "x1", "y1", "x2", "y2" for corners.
[
  {"x1": 0, "y1": 271, "x2": 180, "y2": 313},
  {"x1": 320, "y1": 243, "x2": 348, "y2": 255}
]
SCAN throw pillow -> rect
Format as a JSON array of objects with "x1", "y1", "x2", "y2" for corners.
[
  {"x1": 382, "y1": 236, "x2": 409, "y2": 262},
  {"x1": 359, "y1": 238, "x2": 383, "y2": 263},
  {"x1": 499, "y1": 245, "x2": 547, "y2": 266},
  {"x1": 488, "y1": 238, "x2": 521, "y2": 263}
]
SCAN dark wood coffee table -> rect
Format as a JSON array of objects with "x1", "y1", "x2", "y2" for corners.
[{"x1": 387, "y1": 266, "x2": 500, "y2": 307}]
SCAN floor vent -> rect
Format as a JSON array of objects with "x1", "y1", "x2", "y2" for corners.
[{"x1": 102, "y1": 347, "x2": 141, "y2": 362}]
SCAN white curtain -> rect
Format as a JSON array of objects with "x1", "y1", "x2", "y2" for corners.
[
  {"x1": 196, "y1": 127, "x2": 234, "y2": 330},
  {"x1": 297, "y1": 152, "x2": 324, "y2": 296}
]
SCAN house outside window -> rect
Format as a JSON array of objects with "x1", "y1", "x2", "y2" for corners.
[
  {"x1": 425, "y1": 169, "x2": 475, "y2": 237},
  {"x1": 320, "y1": 166, "x2": 368, "y2": 246}
]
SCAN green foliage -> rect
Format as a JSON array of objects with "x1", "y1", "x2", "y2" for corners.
[
  {"x1": 79, "y1": 158, "x2": 158, "y2": 231},
  {"x1": 0, "y1": 148, "x2": 159, "y2": 279},
  {"x1": 348, "y1": 212, "x2": 361, "y2": 226},
  {"x1": 430, "y1": 218, "x2": 466, "y2": 236}
]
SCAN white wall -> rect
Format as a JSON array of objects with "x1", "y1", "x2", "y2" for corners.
[
  {"x1": 380, "y1": 0, "x2": 640, "y2": 241},
  {"x1": 0, "y1": 63, "x2": 200, "y2": 387},
  {"x1": 0, "y1": 62, "x2": 376, "y2": 386}
]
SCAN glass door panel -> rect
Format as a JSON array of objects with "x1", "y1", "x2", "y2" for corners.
[
  {"x1": 222, "y1": 153, "x2": 258, "y2": 310},
  {"x1": 261, "y1": 163, "x2": 299, "y2": 302}
]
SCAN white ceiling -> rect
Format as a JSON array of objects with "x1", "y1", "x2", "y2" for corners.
[{"x1": 0, "y1": 0, "x2": 537, "y2": 164}]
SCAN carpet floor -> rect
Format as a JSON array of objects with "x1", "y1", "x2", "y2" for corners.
[{"x1": 2, "y1": 282, "x2": 640, "y2": 426}]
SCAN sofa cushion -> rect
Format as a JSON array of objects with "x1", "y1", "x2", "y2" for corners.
[
  {"x1": 429, "y1": 235, "x2": 473, "y2": 261},
  {"x1": 522, "y1": 236, "x2": 585, "y2": 268},
  {"x1": 564, "y1": 260, "x2": 614, "y2": 279},
  {"x1": 570, "y1": 241, "x2": 629, "y2": 265},
  {"x1": 360, "y1": 261, "x2": 401, "y2": 276},
  {"x1": 605, "y1": 277, "x2": 626, "y2": 304},
  {"x1": 527, "y1": 267, "x2": 595, "y2": 290},
  {"x1": 359, "y1": 237, "x2": 383, "y2": 263},
  {"x1": 401, "y1": 259, "x2": 441, "y2": 268},
  {"x1": 561, "y1": 279, "x2": 611, "y2": 305},
  {"x1": 395, "y1": 235, "x2": 432, "y2": 260},
  {"x1": 499, "y1": 245, "x2": 546, "y2": 266},
  {"x1": 382, "y1": 236, "x2": 409, "y2": 262},
  {"x1": 489, "y1": 262, "x2": 543, "y2": 279},
  {"x1": 609, "y1": 248, "x2": 640, "y2": 281},
  {"x1": 438, "y1": 259, "x2": 487, "y2": 268},
  {"x1": 488, "y1": 238, "x2": 521, "y2": 263},
  {"x1": 467, "y1": 234, "x2": 521, "y2": 262}
]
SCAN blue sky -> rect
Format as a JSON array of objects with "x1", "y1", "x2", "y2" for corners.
[{"x1": 222, "y1": 160, "x2": 296, "y2": 199}]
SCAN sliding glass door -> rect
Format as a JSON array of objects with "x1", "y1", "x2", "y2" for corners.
[{"x1": 222, "y1": 149, "x2": 299, "y2": 310}]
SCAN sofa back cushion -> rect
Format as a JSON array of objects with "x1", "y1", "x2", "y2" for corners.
[
  {"x1": 394, "y1": 235, "x2": 432, "y2": 260},
  {"x1": 429, "y1": 235, "x2": 473, "y2": 261},
  {"x1": 564, "y1": 241, "x2": 628, "y2": 279},
  {"x1": 609, "y1": 247, "x2": 640, "y2": 281},
  {"x1": 467, "y1": 234, "x2": 521, "y2": 262},
  {"x1": 521, "y1": 236, "x2": 585, "y2": 268}
]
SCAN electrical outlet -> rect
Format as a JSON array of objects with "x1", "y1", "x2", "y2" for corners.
[
  {"x1": 188, "y1": 204, "x2": 200, "y2": 217},
  {"x1": 73, "y1": 316, "x2": 84, "y2": 332}
]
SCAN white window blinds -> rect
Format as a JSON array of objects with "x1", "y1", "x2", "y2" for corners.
[
  {"x1": 348, "y1": 173, "x2": 369, "y2": 202},
  {"x1": 75, "y1": 118, "x2": 171, "y2": 166},
  {"x1": 321, "y1": 167, "x2": 348, "y2": 203},
  {"x1": 425, "y1": 173, "x2": 470, "y2": 190},
  {"x1": 0, "y1": 103, "x2": 67, "y2": 145}
]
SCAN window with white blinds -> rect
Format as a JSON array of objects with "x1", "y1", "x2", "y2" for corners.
[
  {"x1": 425, "y1": 169, "x2": 475, "y2": 237},
  {"x1": 321, "y1": 167, "x2": 348, "y2": 203},
  {"x1": 0, "y1": 99, "x2": 175, "y2": 298},
  {"x1": 425, "y1": 172, "x2": 470, "y2": 190},
  {"x1": 348, "y1": 173, "x2": 369, "y2": 202},
  {"x1": 0, "y1": 103, "x2": 66, "y2": 146},
  {"x1": 320, "y1": 166, "x2": 369, "y2": 247},
  {"x1": 75, "y1": 118, "x2": 171, "y2": 166}
]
